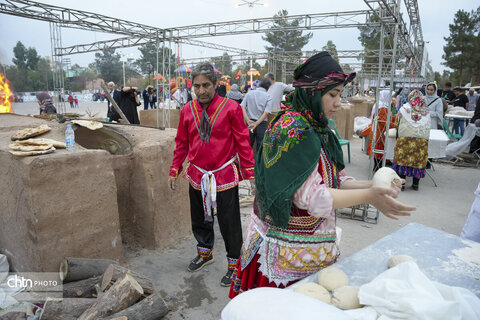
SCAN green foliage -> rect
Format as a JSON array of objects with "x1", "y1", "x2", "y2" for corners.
[
  {"x1": 136, "y1": 44, "x2": 176, "y2": 77},
  {"x1": 94, "y1": 48, "x2": 123, "y2": 84},
  {"x1": 442, "y1": 9, "x2": 477, "y2": 85},
  {"x1": 357, "y1": 13, "x2": 396, "y2": 72},
  {"x1": 212, "y1": 52, "x2": 233, "y2": 75},
  {"x1": 322, "y1": 41, "x2": 339, "y2": 62},
  {"x1": 262, "y1": 9, "x2": 312, "y2": 81},
  {"x1": 262, "y1": 10, "x2": 312, "y2": 53},
  {"x1": 12, "y1": 41, "x2": 40, "y2": 70}
]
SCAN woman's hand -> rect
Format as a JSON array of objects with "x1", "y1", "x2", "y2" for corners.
[
  {"x1": 368, "y1": 186, "x2": 415, "y2": 220},
  {"x1": 390, "y1": 178, "x2": 405, "y2": 199}
]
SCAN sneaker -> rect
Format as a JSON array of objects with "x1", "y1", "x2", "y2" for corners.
[
  {"x1": 220, "y1": 269, "x2": 234, "y2": 287},
  {"x1": 412, "y1": 184, "x2": 419, "y2": 191},
  {"x1": 188, "y1": 255, "x2": 214, "y2": 272}
]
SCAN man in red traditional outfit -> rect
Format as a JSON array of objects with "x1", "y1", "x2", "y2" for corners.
[{"x1": 168, "y1": 62, "x2": 255, "y2": 286}]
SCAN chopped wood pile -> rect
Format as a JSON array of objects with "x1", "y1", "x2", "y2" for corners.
[{"x1": 37, "y1": 257, "x2": 168, "y2": 320}]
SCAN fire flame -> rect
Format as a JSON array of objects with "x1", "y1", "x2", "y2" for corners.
[{"x1": 0, "y1": 74, "x2": 13, "y2": 113}]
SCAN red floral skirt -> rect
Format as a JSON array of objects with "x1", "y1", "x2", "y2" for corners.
[{"x1": 228, "y1": 253, "x2": 299, "y2": 299}]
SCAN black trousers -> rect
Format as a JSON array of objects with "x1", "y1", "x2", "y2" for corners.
[
  {"x1": 189, "y1": 185, "x2": 242, "y2": 259},
  {"x1": 249, "y1": 121, "x2": 267, "y2": 152}
]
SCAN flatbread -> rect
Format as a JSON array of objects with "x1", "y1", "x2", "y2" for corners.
[
  {"x1": 11, "y1": 124, "x2": 51, "y2": 141},
  {"x1": 9, "y1": 147, "x2": 56, "y2": 157},
  {"x1": 9, "y1": 143, "x2": 54, "y2": 152},
  {"x1": 15, "y1": 138, "x2": 66, "y2": 149},
  {"x1": 71, "y1": 120, "x2": 103, "y2": 130}
]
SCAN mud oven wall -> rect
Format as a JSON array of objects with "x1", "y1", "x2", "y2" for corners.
[{"x1": 0, "y1": 115, "x2": 191, "y2": 272}]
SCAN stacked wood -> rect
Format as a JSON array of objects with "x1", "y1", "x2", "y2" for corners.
[
  {"x1": 59, "y1": 257, "x2": 118, "y2": 283},
  {"x1": 40, "y1": 257, "x2": 168, "y2": 320},
  {"x1": 40, "y1": 298, "x2": 95, "y2": 320},
  {"x1": 103, "y1": 293, "x2": 168, "y2": 320},
  {"x1": 101, "y1": 264, "x2": 155, "y2": 295},
  {"x1": 61, "y1": 276, "x2": 102, "y2": 298}
]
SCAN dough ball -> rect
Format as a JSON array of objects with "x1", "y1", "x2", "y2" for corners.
[
  {"x1": 388, "y1": 254, "x2": 415, "y2": 268},
  {"x1": 317, "y1": 267, "x2": 349, "y2": 291},
  {"x1": 294, "y1": 282, "x2": 331, "y2": 304},
  {"x1": 331, "y1": 286, "x2": 361, "y2": 310},
  {"x1": 372, "y1": 167, "x2": 401, "y2": 188}
]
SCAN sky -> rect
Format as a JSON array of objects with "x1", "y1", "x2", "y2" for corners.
[{"x1": 0, "y1": 0, "x2": 478, "y2": 74}]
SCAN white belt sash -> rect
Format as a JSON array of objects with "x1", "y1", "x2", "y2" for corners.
[{"x1": 193, "y1": 156, "x2": 237, "y2": 222}]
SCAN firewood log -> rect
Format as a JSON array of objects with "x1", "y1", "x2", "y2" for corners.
[
  {"x1": 60, "y1": 276, "x2": 101, "y2": 298},
  {"x1": 101, "y1": 263, "x2": 155, "y2": 295},
  {"x1": 103, "y1": 293, "x2": 168, "y2": 320},
  {"x1": 59, "y1": 257, "x2": 118, "y2": 283},
  {"x1": 77, "y1": 274, "x2": 143, "y2": 320},
  {"x1": 40, "y1": 298, "x2": 95, "y2": 320}
]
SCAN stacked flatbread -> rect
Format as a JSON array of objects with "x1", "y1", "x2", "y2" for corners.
[
  {"x1": 8, "y1": 136, "x2": 66, "y2": 157},
  {"x1": 11, "y1": 124, "x2": 51, "y2": 141}
]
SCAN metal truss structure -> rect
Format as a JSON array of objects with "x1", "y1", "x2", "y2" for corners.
[{"x1": 0, "y1": 0, "x2": 426, "y2": 136}]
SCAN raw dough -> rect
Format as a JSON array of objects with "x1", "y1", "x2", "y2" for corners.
[
  {"x1": 294, "y1": 282, "x2": 331, "y2": 304},
  {"x1": 317, "y1": 267, "x2": 349, "y2": 291},
  {"x1": 388, "y1": 254, "x2": 415, "y2": 268},
  {"x1": 372, "y1": 167, "x2": 401, "y2": 188},
  {"x1": 332, "y1": 286, "x2": 361, "y2": 310}
]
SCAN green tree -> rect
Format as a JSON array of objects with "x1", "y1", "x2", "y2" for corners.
[
  {"x1": 212, "y1": 52, "x2": 233, "y2": 75},
  {"x1": 94, "y1": 48, "x2": 123, "y2": 84},
  {"x1": 442, "y1": 9, "x2": 476, "y2": 85},
  {"x1": 12, "y1": 41, "x2": 40, "y2": 70},
  {"x1": 357, "y1": 13, "x2": 397, "y2": 73},
  {"x1": 322, "y1": 41, "x2": 339, "y2": 62},
  {"x1": 262, "y1": 9, "x2": 313, "y2": 80},
  {"x1": 262, "y1": 10, "x2": 312, "y2": 53},
  {"x1": 136, "y1": 44, "x2": 177, "y2": 77}
]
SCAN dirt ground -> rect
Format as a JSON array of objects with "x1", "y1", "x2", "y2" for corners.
[{"x1": 11, "y1": 102, "x2": 480, "y2": 319}]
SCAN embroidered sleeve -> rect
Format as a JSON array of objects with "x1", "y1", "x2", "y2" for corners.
[
  {"x1": 292, "y1": 165, "x2": 333, "y2": 218},
  {"x1": 230, "y1": 103, "x2": 255, "y2": 180},
  {"x1": 170, "y1": 106, "x2": 189, "y2": 179}
]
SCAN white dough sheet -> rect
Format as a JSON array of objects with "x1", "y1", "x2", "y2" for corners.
[{"x1": 345, "y1": 261, "x2": 480, "y2": 320}]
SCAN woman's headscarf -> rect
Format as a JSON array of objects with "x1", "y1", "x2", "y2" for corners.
[
  {"x1": 370, "y1": 90, "x2": 392, "y2": 119},
  {"x1": 255, "y1": 51, "x2": 356, "y2": 228},
  {"x1": 399, "y1": 90, "x2": 429, "y2": 127},
  {"x1": 226, "y1": 84, "x2": 243, "y2": 101},
  {"x1": 36, "y1": 92, "x2": 55, "y2": 114},
  {"x1": 424, "y1": 82, "x2": 438, "y2": 105}
]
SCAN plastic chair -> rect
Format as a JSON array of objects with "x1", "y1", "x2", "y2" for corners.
[
  {"x1": 328, "y1": 118, "x2": 350, "y2": 163},
  {"x1": 443, "y1": 119, "x2": 462, "y2": 140}
]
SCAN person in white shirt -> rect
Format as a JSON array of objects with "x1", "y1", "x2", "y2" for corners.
[
  {"x1": 173, "y1": 84, "x2": 188, "y2": 109},
  {"x1": 264, "y1": 72, "x2": 294, "y2": 111},
  {"x1": 241, "y1": 78, "x2": 273, "y2": 151}
]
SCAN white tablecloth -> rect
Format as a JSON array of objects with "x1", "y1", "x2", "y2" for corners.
[
  {"x1": 385, "y1": 129, "x2": 449, "y2": 160},
  {"x1": 444, "y1": 114, "x2": 473, "y2": 120}
]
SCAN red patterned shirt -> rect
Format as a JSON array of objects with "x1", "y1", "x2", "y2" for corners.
[{"x1": 169, "y1": 94, "x2": 255, "y2": 191}]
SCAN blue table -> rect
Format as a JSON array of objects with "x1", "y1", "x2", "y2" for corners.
[{"x1": 293, "y1": 223, "x2": 480, "y2": 297}]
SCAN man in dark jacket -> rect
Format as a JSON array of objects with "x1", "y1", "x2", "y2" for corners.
[{"x1": 107, "y1": 82, "x2": 121, "y2": 121}]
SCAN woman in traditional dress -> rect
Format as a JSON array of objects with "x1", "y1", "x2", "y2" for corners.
[
  {"x1": 392, "y1": 90, "x2": 430, "y2": 191},
  {"x1": 361, "y1": 90, "x2": 396, "y2": 171},
  {"x1": 229, "y1": 52, "x2": 415, "y2": 298}
]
